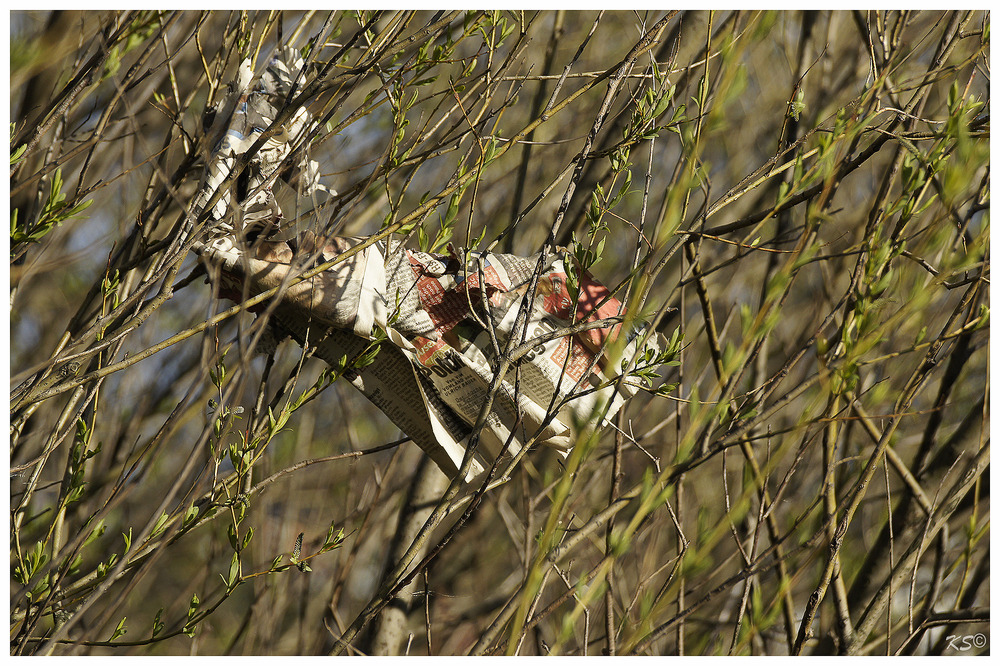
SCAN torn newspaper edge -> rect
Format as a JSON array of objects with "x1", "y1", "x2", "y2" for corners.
[{"x1": 191, "y1": 49, "x2": 664, "y2": 478}]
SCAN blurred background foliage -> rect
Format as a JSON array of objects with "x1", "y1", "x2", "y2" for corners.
[{"x1": 9, "y1": 10, "x2": 989, "y2": 655}]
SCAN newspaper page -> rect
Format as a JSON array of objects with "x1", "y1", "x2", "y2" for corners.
[
  {"x1": 196, "y1": 234, "x2": 661, "y2": 477},
  {"x1": 191, "y1": 50, "x2": 662, "y2": 478}
]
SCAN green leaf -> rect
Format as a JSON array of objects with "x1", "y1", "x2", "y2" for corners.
[
  {"x1": 182, "y1": 504, "x2": 199, "y2": 528},
  {"x1": 151, "y1": 512, "x2": 170, "y2": 538},
  {"x1": 323, "y1": 524, "x2": 345, "y2": 552},
  {"x1": 655, "y1": 382, "x2": 678, "y2": 397},
  {"x1": 25, "y1": 571, "x2": 51, "y2": 600},
  {"x1": 353, "y1": 343, "x2": 381, "y2": 369},
  {"x1": 226, "y1": 552, "x2": 240, "y2": 588},
  {"x1": 96, "y1": 552, "x2": 119, "y2": 578},
  {"x1": 182, "y1": 594, "x2": 201, "y2": 637},
  {"x1": 652, "y1": 83, "x2": 676, "y2": 118},
  {"x1": 48, "y1": 168, "x2": 65, "y2": 208},
  {"x1": 75, "y1": 417, "x2": 90, "y2": 444},
  {"x1": 65, "y1": 198, "x2": 93, "y2": 218},
  {"x1": 151, "y1": 608, "x2": 165, "y2": 638},
  {"x1": 10, "y1": 143, "x2": 26, "y2": 165},
  {"x1": 110, "y1": 616, "x2": 128, "y2": 641}
]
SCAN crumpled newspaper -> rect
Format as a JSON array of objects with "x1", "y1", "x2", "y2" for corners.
[
  {"x1": 190, "y1": 46, "x2": 331, "y2": 239},
  {"x1": 192, "y1": 49, "x2": 662, "y2": 478}
]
